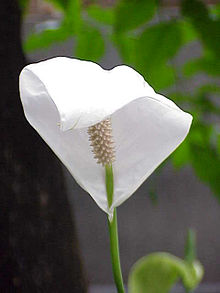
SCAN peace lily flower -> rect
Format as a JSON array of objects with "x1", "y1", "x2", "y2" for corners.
[{"x1": 19, "y1": 57, "x2": 192, "y2": 219}]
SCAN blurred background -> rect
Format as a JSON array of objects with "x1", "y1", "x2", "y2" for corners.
[{"x1": 2, "y1": 0, "x2": 219, "y2": 292}]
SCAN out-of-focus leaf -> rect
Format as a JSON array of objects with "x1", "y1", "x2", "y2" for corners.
[
  {"x1": 184, "y1": 56, "x2": 220, "y2": 76},
  {"x1": 132, "y1": 21, "x2": 184, "y2": 89},
  {"x1": 24, "y1": 26, "x2": 72, "y2": 52},
  {"x1": 190, "y1": 144, "x2": 220, "y2": 200},
  {"x1": 24, "y1": 0, "x2": 82, "y2": 53},
  {"x1": 181, "y1": 0, "x2": 219, "y2": 78},
  {"x1": 128, "y1": 253, "x2": 203, "y2": 293},
  {"x1": 65, "y1": 0, "x2": 82, "y2": 34},
  {"x1": 75, "y1": 25, "x2": 105, "y2": 61},
  {"x1": 217, "y1": 134, "x2": 220, "y2": 154},
  {"x1": 210, "y1": 3, "x2": 220, "y2": 18},
  {"x1": 197, "y1": 84, "x2": 220, "y2": 96},
  {"x1": 185, "y1": 229, "x2": 196, "y2": 264},
  {"x1": 189, "y1": 124, "x2": 220, "y2": 201},
  {"x1": 114, "y1": 19, "x2": 196, "y2": 90},
  {"x1": 181, "y1": 0, "x2": 220, "y2": 57},
  {"x1": 179, "y1": 20, "x2": 197, "y2": 43},
  {"x1": 194, "y1": 95, "x2": 220, "y2": 116},
  {"x1": 172, "y1": 117, "x2": 220, "y2": 199},
  {"x1": 190, "y1": 125, "x2": 208, "y2": 145},
  {"x1": 113, "y1": 30, "x2": 177, "y2": 90},
  {"x1": 169, "y1": 92, "x2": 191, "y2": 103},
  {"x1": 175, "y1": 85, "x2": 220, "y2": 116},
  {"x1": 114, "y1": 0, "x2": 157, "y2": 33},
  {"x1": 142, "y1": 63, "x2": 176, "y2": 91},
  {"x1": 87, "y1": 5, "x2": 114, "y2": 25},
  {"x1": 137, "y1": 21, "x2": 183, "y2": 69},
  {"x1": 113, "y1": 33, "x2": 137, "y2": 65},
  {"x1": 172, "y1": 141, "x2": 190, "y2": 169}
]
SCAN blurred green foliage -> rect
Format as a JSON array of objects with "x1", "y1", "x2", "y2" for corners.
[
  {"x1": 128, "y1": 253, "x2": 203, "y2": 293},
  {"x1": 22, "y1": 0, "x2": 220, "y2": 201},
  {"x1": 128, "y1": 230, "x2": 203, "y2": 293}
]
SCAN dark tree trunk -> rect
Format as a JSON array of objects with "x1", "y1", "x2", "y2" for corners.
[{"x1": 0, "y1": 1, "x2": 87, "y2": 292}]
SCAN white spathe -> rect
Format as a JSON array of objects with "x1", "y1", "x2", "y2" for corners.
[{"x1": 19, "y1": 57, "x2": 192, "y2": 217}]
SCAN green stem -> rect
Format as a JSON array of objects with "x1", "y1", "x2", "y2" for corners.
[
  {"x1": 108, "y1": 210, "x2": 125, "y2": 293},
  {"x1": 105, "y1": 164, "x2": 125, "y2": 293}
]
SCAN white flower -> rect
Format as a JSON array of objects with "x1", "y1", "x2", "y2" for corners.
[{"x1": 19, "y1": 57, "x2": 192, "y2": 217}]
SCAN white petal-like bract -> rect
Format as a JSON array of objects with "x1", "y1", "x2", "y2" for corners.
[{"x1": 19, "y1": 57, "x2": 192, "y2": 216}]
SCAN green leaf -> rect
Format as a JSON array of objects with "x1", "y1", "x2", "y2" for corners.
[
  {"x1": 188, "y1": 124, "x2": 220, "y2": 200},
  {"x1": 24, "y1": 26, "x2": 72, "y2": 52},
  {"x1": 210, "y1": 3, "x2": 220, "y2": 18},
  {"x1": 120, "y1": 20, "x2": 186, "y2": 90},
  {"x1": 142, "y1": 63, "x2": 176, "y2": 91},
  {"x1": 169, "y1": 92, "x2": 192, "y2": 103},
  {"x1": 217, "y1": 134, "x2": 220, "y2": 154},
  {"x1": 112, "y1": 31, "x2": 177, "y2": 90},
  {"x1": 137, "y1": 21, "x2": 183, "y2": 69},
  {"x1": 65, "y1": 0, "x2": 82, "y2": 34},
  {"x1": 197, "y1": 84, "x2": 220, "y2": 95},
  {"x1": 75, "y1": 25, "x2": 105, "y2": 62},
  {"x1": 87, "y1": 4, "x2": 114, "y2": 25},
  {"x1": 23, "y1": 0, "x2": 82, "y2": 52},
  {"x1": 181, "y1": 0, "x2": 219, "y2": 82},
  {"x1": 112, "y1": 33, "x2": 138, "y2": 65},
  {"x1": 132, "y1": 21, "x2": 185, "y2": 89},
  {"x1": 181, "y1": 0, "x2": 220, "y2": 57},
  {"x1": 114, "y1": 20, "x2": 192, "y2": 90},
  {"x1": 194, "y1": 88, "x2": 220, "y2": 116},
  {"x1": 179, "y1": 20, "x2": 197, "y2": 43},
  {"x1": 190, "y1": 143, "x2": 220, "y2": 200},
  {"x1": 172, "y1": 140, "x2": 190, "y2": 169},
  {"x1": 184, "y1": 56, "x2": 220, "y2": 76},
  {"x1": 114, "y1": 0, "x2": 157, "y2": 33},
  {"x1": 128, "y1": 253, "x2": 203, "y2": 293}
]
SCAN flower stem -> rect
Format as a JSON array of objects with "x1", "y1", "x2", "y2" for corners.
[
  {"x1": 105, "y1": 164, "x2": 125, "y2": 293},
  {"x1": 108, "y1": 210, "x2": 125, "y2": 293}
]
